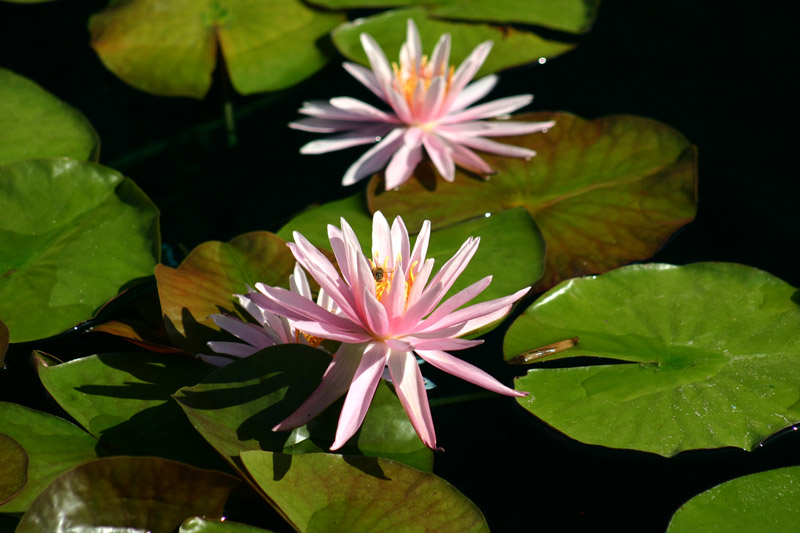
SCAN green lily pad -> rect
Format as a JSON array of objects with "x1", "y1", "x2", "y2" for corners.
[
  {"x1": 0, "y1": 69, "x2": 98, "y2": 166},
  {"x1": 0, "y1": 434, "x2": 27, "y2": 505},
  {"x1": 0, "y1": 402, "x2": 98, "y2": 513},
  {"x1": 280, "y1": 192, "x2": 544, "y2": 309},
  {"x1": 240, "y1": 450, "x2": 489, "y2": 532},
  {"x1": 89, "y1": 0, "x2": 344, "y2": 98},
  {"x1": 37, "y1": 353, "x2": 224, "y2": 469},
  {"x1": 155, "y1": 231, "x2": 295, "y2": 354},
  {"x1": 15, "y1": 456, "x2": 239, "y2": 533},
  {"x1": 667, "y1": 466, "x2": 800, "y2": 532},
  {"x1": 174, "y1": 345, "x2": 434, "y2": 472},
  {"x1": 504, "y1": 263, "x2": 800, "y2": 457},
  {"x1": 332, "y1": 8, "x2": 575, "y2": 80},
  {"x1": 369, "y1": 112, "x2": 698, "y2": 291},
  {"x1": 0, "y1": 159, "x2": 160, "y2": 343},
  {"x1": 181, "y1": 517, "x2": 274, "y2": 532}
]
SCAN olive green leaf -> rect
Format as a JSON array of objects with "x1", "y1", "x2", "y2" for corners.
[
  {"x1": 368, "y1": 112, "x2": 697, "y2": 290},
  {"x1": 89, "y1": 0, "x2": 344, "y2": 98}
]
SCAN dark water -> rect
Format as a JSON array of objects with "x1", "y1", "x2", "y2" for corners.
[{"x1": 1, "y1": 1, "x2": 798, "y2": 531}]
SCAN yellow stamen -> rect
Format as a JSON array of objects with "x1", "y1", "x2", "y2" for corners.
[{"x1": 295, "y1": 329, "x2": 324, "y2": 348}]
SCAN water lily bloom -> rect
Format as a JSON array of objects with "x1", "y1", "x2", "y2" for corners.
[
  {"x1": 249, "y1": 211, "x2": 528, "y2": 450},
  {"x1": 290, "y1": 19, "x2": 555, "y2": 190},
  {"x1": 199, "y1": 264, "x2": 335, "y2": 367}
]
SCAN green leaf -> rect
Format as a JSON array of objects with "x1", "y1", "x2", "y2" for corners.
[
  {"x1": 0, "y1": 159, "x2": 160, "y2": 343},
  {"x1": 666, "y1": 466, "x2": 800, "y2": 532},
  {"x1": 504, "y1": 263, "x2": 800, "y2": 457},
  {"x1": 430, "y1": 0, "x2": 600, "y2": 34},
  {"x1": 0, "y1": 69, "x2": 98, "y2": 166},
  {"x1": 0, "y1": 434, "x2": 27, "y2": 505},
  {"x1": 281, "y1": 192, "x2": 544, "y2": 310},
  {"x1": 37, "y1": 353, "x2": 224, "y2": 469},
  {"x1": 0, "y1": 402, "x2": 97, "y2": 513},
  {"x1": 89, "y1": 0, "x2": 344, "y2": 98},
  {"x1": 240, "y1": 450, "x2": 489, "y2": 532},
  {"x1": 332, "y1": 8, "x2": 574, "y2": 80},
  {"x1": 180, "y1": 517, "x2": 274, "y2": 532},
  {"x1": 174, "y1": 345, "x2": 433, "y2": 472},
  {"x1": 154, "y1": 231, "x2": 295, "y2": 353},
  {"x1": 368, "y1": 112, "x2": 697, "y2": 290},
  {"x1": 15, "y1": 456, "x2": 239, "y2": 533}
]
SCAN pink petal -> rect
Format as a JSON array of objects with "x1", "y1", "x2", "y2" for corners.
[
  {"x1": 438, "y1": 119, "x2": 555, "y2": 137},
  {"x1": 360, "y1": 33, "x2": 394, "y2": 92},
  {"x1": 418, "y1": 286, "x2": 530, "y2": 336},
  {"x1": 429, "y1": 33, "x2": 451, "y2": 78},
  {"x1": 329, "y1": 97, "x2": 398, "y2": 122},
  {"x1": 252, "y1": 285, "x2": 359, "y2": 335},
  {"x1": 409, "y1": 337, "x2": 483, "y2": 351},
  {"x1": 386, "y1": 87, "x2": 414, "y2": 124},
  {"x1": 405, "y1": 19, "x2": 423, "y2": 73},
  {"x1": 441, "y1": 133, "x2": 535, "y2": 159},
  {"x1": 422, "y1": 132, "x2": 455, "y2": 182},
  {"x1": 448, "y1": 141, "x2": 494, "y2": 175},
  {"x1": 330, "y1": 342, "x2": 389, "y2": 450},
  {"x1": 384, "y1": 128, "x2": 424, "y2": 190},
  {"x1": 211, "y1": 314, "x2": 273, "y2": 349},
  {"x1": 448, "y1": 75, "x2": 498, "y2": 112},
  {"x1": 441, "y1": 41, "x2": 493, "y2": 114},
  {"x1": 206, "y1": 341, "x2": 260, "y2": 357},
  {"x1": 197, "y1": 354, "x2": 238, "y2": 367},
  {"x1": 418, "y1": 275, "x2": 492, "y2": 329},
  {"x1": 408, "y1": 220, "x2": 431, "y2": 274},
  {"x1": 342, "y1": 127, "x2": 406, "y2": 186},
  {"x1": 390, "y1": 216, "x2": 411, "y2": 272},
  {"x1": 405, "y1": 257, "x2": 434, "y2": 312},
  {"x1": 289, "y1": 263, "x2": 312, "y2": 299},
  {"x1": 274, "y1": 342, "x2": 367, "y2": 431},
  {"x1": 419, "y1": 76, "x2": 446, "y2": 123},
  {"x1": 415, "y1": 349, "x2": 527, "y2": 397},
  {"x1": 440, "y1": 94, "x2": 533, "y2": 124},
  {"x1": 289, "y1": 117, "x2": 363, "y2": 133},
  {"x1": 387, "y1": 350, "x2": 438, "y2": 449},
  {"x1": 383, "y1": 262, "x2": 407, "y2": 324},
  {"x1": 296, "y1": 100, "x2": 388, "y2": 122},
  {"x1": 371, "y1": 210, "x2": 393, "y2": 267},
  {"x1": 290, "y1": 320, "x2": 372, "y2": 344},
  {"x1": 343, "y1": 62, "x2": 387, "y2": 103},
  {"x1": 300, "y1": 126, "x2": 392, "y2": 154}
]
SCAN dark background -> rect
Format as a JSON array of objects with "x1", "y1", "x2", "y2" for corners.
[{"x1": 1, "y1": 1, "x2": 798, "y2": 531}]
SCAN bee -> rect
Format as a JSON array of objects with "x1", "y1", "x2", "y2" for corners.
[{"x1": 372, "y1": 266, "x2": 385, "y2": 283}]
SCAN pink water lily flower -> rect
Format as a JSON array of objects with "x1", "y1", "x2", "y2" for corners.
[
  {"x1": 199, "y1": 264, "x2": 335, "y2": 367},
  {"x1": 249, "y1": 211, "x2": 528, "y2": 450},
  {"x1": 290, "y1": 19, "x2": 555, "y2": 190}
]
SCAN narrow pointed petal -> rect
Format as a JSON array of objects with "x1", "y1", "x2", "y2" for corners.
[
  {"x1": 290, "y1": 320, "x2": 372, "y2": 344},
  {"x1": 390, "y1": 216, "x2": 411, "y2": 273},
  {"x1": 417, "y1": 275, "x2": 493, "y2": 330},
  {"x1": 384, "y1": 128, "x2": 424, "y2": 190},
  {"x1": 438, "y1": 119, "x2": 554, "y2": 137},
  {"x1": 419, "y1": 76, "x2": 446, "y2": 123},
  {"x1": 449, "y1": 74, "x2": 498, "y2": 112},
  {"x1": 405, "y1": 18, "x2": 423, "y2": 72},
  {"x1": 405, "y1": 257, "x2": 434, "y2": 310},
  {"x1": 386, "y1": 87, "x2": 414, "y2": 124},
  {"x1": 211, "y1": 314, "x2": 273, "y2": 349},
  {"x1": 289, "y1": 117, "x2": 366, "y2": 133},
  {"x1": 342, "y1": 128, "x2": 406, "y2": 186},
  {"x1": 331, "y1": 342, "x2": 389, "y2": 449},
  {"x1": 252, "y1": 285, "x2": 359, "y2": 334},
  {"x1": 448, "y1": 141, "x2": 494, "y2": 174},
  {"x1": 440, "y1": 94, "x2": 533, "y2": 124},
  {"x1": 429, "y1": 33, "x2": 451, "y2": 78},
  {"x1": 206, "y1": 341, "x2": 261, "y2": 357},
  {"x1": 290, "y1": 263, "x2": 312, "y2": 299},
  {"x1": 197, "y1": 354, "x2": 238, "y2": 367},
  {"x1": 441, "y1": 41, "x2": 493, "y2": 113},
  {"x1": 274, "y1": 342, "x2": 366, "y2": 431},
  {"x1": 343, "y1": 62, "x2": 388, "y2": 102},
  {"x1": 416, "y1": 349, "x2": 527, "y2": 397},
  {"x1": 383, "y1": 262, "x2": 407, "y2": 323},
  {"x1": 422, "y1": 132, "x2": 455, "y2": 182},
  {"x1": 441, "y1": 133, "x2": 536, "y2": 158},
  {"x1": 329, "y1": 97, "x2": 398, "y2": 122},
  {"x1": 360, "y1": 33, "x2": 393, "y2": 91},
  {"x1": 300, "y1": 126, "x2": 391, "y2": 154},
  {"x1": 371, "y1": 210, "x2": 393, "y2": 265},
  {"x1": 409, "y1": 337, "x2": 483, "y2": 351},
  {"x1": 387, "y1": 350, "x2": 438, "y2": 449},
  {"x1": 419, "y1": 286, "x2": 530, "y2": 335},
  {"x1": 408, "y1": 220, "x2": 431, "y2": 275}
]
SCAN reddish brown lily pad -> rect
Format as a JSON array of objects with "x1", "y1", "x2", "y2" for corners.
[
  {"x1": 368, "y1": 112, "x2": 697, "y2": 291},
  {"x1": 155, "y1": 231, "x2": 295, "y2": 354}
]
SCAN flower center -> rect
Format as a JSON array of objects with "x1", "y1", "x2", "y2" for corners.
[
  {"x1": 295, "y1": 330, "x2": 324, "y2": 348},
  {"x1": 392, "y1": 55, "x2": 455, "y2": 108},
  {"x1": 369, "y1": 257, "x2": 418, "y2": 306}
]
